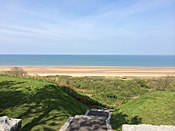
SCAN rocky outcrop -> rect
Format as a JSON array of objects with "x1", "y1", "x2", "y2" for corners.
[{"x1": 0, "y1": 116, "x2": 21, "y2": 131}]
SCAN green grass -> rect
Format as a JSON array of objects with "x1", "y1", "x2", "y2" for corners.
[
  {"x1": 111, "y1": 91, "x2": 175, "y2": 130},
  {"x1": 0, "y1": 74, "x2": 88, "y2": 131},
  {"x1": 1, "y1": 74, "x2": 175, "y2": 131},
  {"x1": 43, "y1": 76, "x2": 175, "y2": 131},
  {"x1": 45, "y1": 76, "x2": 149, "y2": 108}
]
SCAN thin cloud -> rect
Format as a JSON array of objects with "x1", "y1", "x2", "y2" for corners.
[{"x1": 0, "y1": 0, "x2": 174, "y2": 55}]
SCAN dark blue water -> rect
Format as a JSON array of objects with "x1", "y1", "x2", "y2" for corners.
[{"x1": 0, "y1": 55, "x2": 174, "y2": 67}]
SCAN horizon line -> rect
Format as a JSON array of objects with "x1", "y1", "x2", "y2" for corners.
[{"x1": 0, "y1": 54, "x2": 174, "y2": 56}]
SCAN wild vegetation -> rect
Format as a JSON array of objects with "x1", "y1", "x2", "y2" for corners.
[
  {"x1": 43, "y1": 75, "x2": 175, "y2": 130},
  {"x1": 0, "y1": 72, "x2": 175, "y2": 131},
  {"x1": 43, "y1": 76, "x2": 175, "y2": 107},
  {"x1": 3, "y1": 67, "x2": 27, "y2": 76}
]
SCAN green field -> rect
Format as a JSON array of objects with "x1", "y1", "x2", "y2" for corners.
[{"x1": 0, "y1": 74, "x2": 175, "y2": 131}]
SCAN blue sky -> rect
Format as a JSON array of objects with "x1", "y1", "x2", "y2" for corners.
[{"x1": 0, "y1": 0, "x2": 175, "y2": 55}]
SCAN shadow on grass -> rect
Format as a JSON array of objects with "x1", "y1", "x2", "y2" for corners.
[
  {"x1": 111, "y1": 110, "x2": 142, "y2": 131},
  {"x1": 0, "y1": 81, "x2": 28, "y2": 112},
  {"x1": 60, "y1": 85, "x2": 106, "y2": 108},
  {"x1": 0, "y1": 80, "x2": 104, "y2": 131},
  {"x1": 0, "y1": 80, "x2": 25, "y2": 88},
  {"x1": 20, "y1": 85, "x2": 85, "y2": 130}
]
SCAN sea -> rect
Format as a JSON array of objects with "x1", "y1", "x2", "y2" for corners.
[{"x1": 0, "y1": 55, "x2": 174, "y2": 67}]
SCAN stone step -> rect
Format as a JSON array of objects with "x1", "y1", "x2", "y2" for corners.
[
  {"x1": 60, "y1": 109, "x2": 113, "y2": 131},
  {"x1": 66, "y1": 115, "x2": 107, "y2": 131}
]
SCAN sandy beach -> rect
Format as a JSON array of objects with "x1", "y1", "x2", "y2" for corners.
[{"x1": 0, "y1": 66, "x2": 175, "y2": 77}]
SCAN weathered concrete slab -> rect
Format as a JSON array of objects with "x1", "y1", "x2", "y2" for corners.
[
  {"x1": 60, "y1": 109, "x2": 113, "y2": 131},
  {"x1": 87, "y1": 109, "x2": 113, "y2": 131},
  {"x1": 87, "y1": 110, "x2": 109, "y2": 119},
  {"x1": 122, "y1": 124, "x2": 175, "y2": 131},
  {"x1": 0, "y1": 116, "x2": 21, "y2": 131},
  {"x1": 66, "y1": 115, "x2": 107, "y2": 131}
]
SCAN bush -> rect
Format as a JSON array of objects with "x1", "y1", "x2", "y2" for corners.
[{"x1": 4, "y1": 67, "x2": 27, "y2": 76}]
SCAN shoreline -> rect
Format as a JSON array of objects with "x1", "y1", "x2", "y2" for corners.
[{"x1": 0, "y1": 66, "x2": 175, "y2": 77}]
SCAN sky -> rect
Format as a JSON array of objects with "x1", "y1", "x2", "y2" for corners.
[{"x1": 0, "y1": 0, "x2": 175, "y2": 55}]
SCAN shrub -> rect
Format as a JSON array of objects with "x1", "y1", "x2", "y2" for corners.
[
  {"x1": 4, "y1": 67, "x2": 27, "y2": 76},
  {"x1": 147, "y1": 77, "x2": 175, "y2": 91}
]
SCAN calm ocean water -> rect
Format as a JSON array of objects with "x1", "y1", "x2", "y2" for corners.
[{"x1": 0, "y1": 55, "x2": 174, "y2": 67}]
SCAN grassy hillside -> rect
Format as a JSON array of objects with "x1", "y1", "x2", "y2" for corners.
[
  {"x1": 1, "y1": 74, "x2": 175, "y2": 131},
  {"x1": 0, "y1": 75, "x2": 88, "y2": 131},
  {"x1": 43, "y1": 76, "x2": 175, "y2": 131},
  {"x1": 111, "y1": 91, "x2": 175, "y2": 130}
]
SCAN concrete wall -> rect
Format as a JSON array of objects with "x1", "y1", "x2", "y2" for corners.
[{"x1": 122, "y1": 124, "x2": 175, "y2": 131}]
